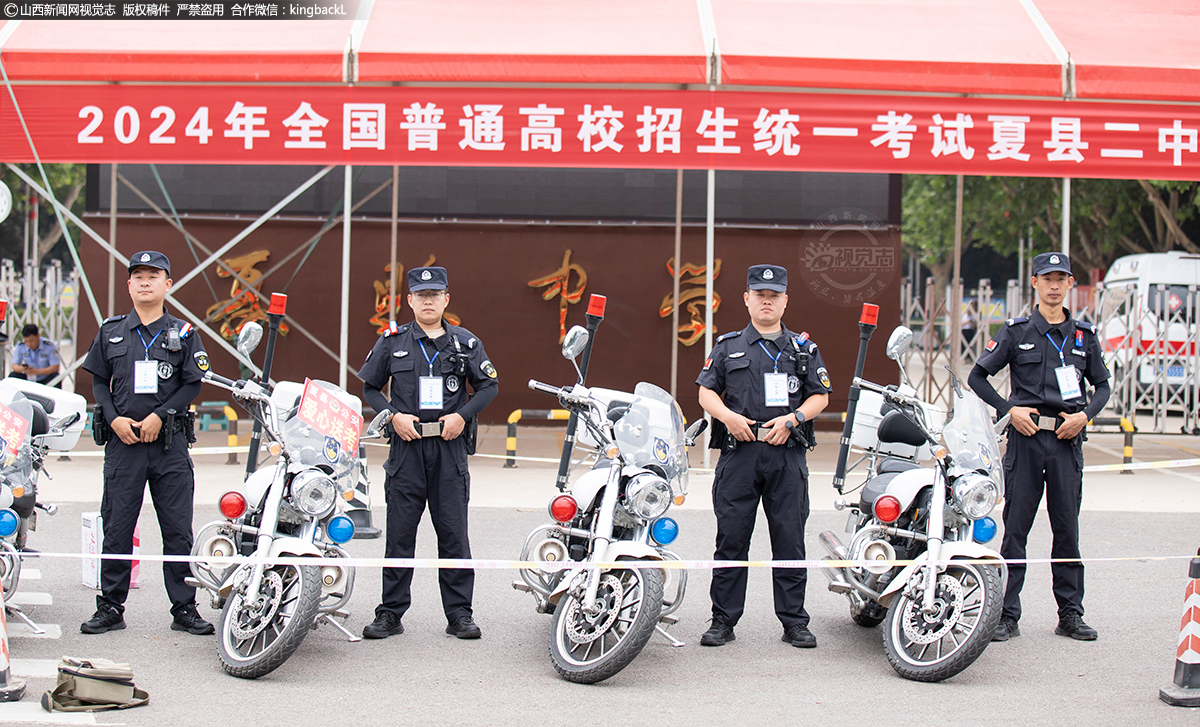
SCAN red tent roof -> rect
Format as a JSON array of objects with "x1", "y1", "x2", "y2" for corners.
[{"x1": 1, "y1": 2, "x2": 1198, "y2": 102}]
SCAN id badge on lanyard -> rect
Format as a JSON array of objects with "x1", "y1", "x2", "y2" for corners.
[
  {"x1": 1046, "y1": 331, "x2": 1082, "y2": 400},
  {"x1": 420, "y1": 376, "x2": 444, "y2": 409},
  {"x1": 134, "y1": 359, "x2": 158, "y2": 394},
  {"x1": 764, "y1": 373, "x2": 789, "y2": 407}
]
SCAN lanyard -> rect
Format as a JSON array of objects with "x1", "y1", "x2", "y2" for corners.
[
  {"x1": 757, "y1": 340, "x2": 782, "y2": 373},
  {"x1": 1044, "y1": 331, "x2": 1066, "y2": 366},
  {"x1": 419, "y1": 338, "x2": 440, "y2": 376},
  {"x1": 136, "y1": 327, "x2": 163, "y2": 360}
]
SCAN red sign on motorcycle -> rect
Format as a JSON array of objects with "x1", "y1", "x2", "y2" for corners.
[
  {"x1": 0, "y1": 401, "x2": 28, "y2": 460},
  {"x1": 296, "y1": 379, "x2": 363, "y2": 456}
]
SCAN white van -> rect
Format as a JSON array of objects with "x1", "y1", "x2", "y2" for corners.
[{"x1": 1097, "y1": 251, "x2": 1200, "y2": 387}]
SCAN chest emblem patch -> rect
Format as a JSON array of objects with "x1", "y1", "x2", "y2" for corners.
[
  {"x1": 787, "y1": 374, "x2": 800, "y2": 393},
  {"x1": 446, "y1": 375, "x2": 461, "y2": 392},
  {"x1": 157, "y1": 361, "x2": 174, "y2": 380}
]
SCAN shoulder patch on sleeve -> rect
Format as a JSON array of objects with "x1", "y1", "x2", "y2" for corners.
[
  {"x1": 193, "y1": 351, "x2": 209, "y2": 372},
  {"x1": 1007, "y1": 316, "x2": 1029, "y2": 327},
  {"x1": 986, "y1": 339, "x2": 998, "y2": 351},
  {"x1": 716, "y1": 330, "x2": 742, "y2": 343},
  {"x1": 481, "y1": 360, "x2": 497, "y2": 379}
]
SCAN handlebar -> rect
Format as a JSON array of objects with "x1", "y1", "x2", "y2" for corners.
[
  {"x1": 204, "y1": 371, "x2": 239, "y2": 389},
  {"x1": 528, "y1": 379, "x2": 564, "y2": 397}
]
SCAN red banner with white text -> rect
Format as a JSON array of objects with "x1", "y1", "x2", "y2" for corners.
[{"x1": 4, "y1": 85, "x2": 1200, "y2": 180}]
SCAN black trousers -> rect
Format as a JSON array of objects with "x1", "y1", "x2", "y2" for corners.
[
  {"x1": 377, "y1": 436, "x2": 473, "y2": 622},
  {"x1": 1001, "y1": 428, "x2": 1085, "y2": 622},
  {"x1": 710, "y1": 442, "x2": 810, "y2": 629},
  {"x1": 99, "y1": 430, "x2": 196, "y2": 614}
]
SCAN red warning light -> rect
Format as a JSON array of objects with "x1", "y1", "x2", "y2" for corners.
[
  {"x1": 587, "y1": 294, "x2": 607, "y2": 318},
  {"x1": 860, "y1": 304, "x2": 879, "y2": 326},
  {"x1": 269, "y1": 293, "x2": 288, "y2": 315}
]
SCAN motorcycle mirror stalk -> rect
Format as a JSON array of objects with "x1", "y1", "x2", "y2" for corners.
[{"x1": 554, "y1": 295, "x2": 606, "y2": 492}]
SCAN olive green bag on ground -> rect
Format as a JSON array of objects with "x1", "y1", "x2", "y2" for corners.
[{"x1": 40, "y1": 657, "x2": 149, "y2": 713}]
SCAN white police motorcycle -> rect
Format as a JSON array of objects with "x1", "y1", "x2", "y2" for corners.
[
  {"x1": 0, "y1": 378, "x2": 85, "y2": 632},
  {"x1": 188, "y1": 322, "x2": 390, "y2": 679},
  {"x1": 515, "y1": 324, "x2": 706, "y2": 684},
  {"x1": 821, "y1": 325, "x2": 1007, "y2": 682}
]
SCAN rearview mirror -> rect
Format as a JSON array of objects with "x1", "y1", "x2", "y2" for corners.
[
  {"x1": 237, "y1": 321, "x2": 264, "y2": 358},
  {"x1": 885, "y1": 326, "x2": 913, "y2": 360},
  {"x1": 685, "y1": 419, "x2": 708, "y2": 447},
  {"x1": 365, "y1": 409, "x2": 393, "y2": 439},
  {"x1": 561, "y1": 326, "x2": 588, "y2": 361}
]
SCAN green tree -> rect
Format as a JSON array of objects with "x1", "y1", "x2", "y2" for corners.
[{"x1": 0, "y1": 163, "x2": 86, "y2": 268}]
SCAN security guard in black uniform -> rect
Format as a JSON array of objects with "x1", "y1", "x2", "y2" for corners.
[
  {"x1": 358, "y1": 266, "x2": 498, "y2": 641},
  {"x1": 697, "y1": 264, "x2": 832, "y2": 648},
  {"x1": 970, "y1": 252, "x2": 1110, "y2": 643},
  {"x1": 80, "y1": 251, "x2": 212, "y2": 636}
]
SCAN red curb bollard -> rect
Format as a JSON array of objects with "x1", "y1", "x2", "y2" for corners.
[
  {"x1": 1161, "y1": 554, "x2": 1200, "y2": 707},
  {"x1": 0, "y1": 577, "x2": 27, "y2": 702}
]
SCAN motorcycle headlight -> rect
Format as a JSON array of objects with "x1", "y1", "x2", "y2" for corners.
[
  {"x1": 291, "y1": 470, "x2": 336, "y2": 518},
  {"x1": 624, "y1": 472, "x2": 672, "y2": 520},
  {"x1": 952, "y1": 473, "x2": 999, "y2": 520}
]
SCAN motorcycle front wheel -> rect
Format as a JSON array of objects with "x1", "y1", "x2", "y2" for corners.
[
  {"x1": 549, "y1": 558, "x2": 664, "y2": 684},
  {"x1": 882, "y1": 560, "x2": 1002, "y2": 682},
  {"x1": 218, "y1": 563, "x2": 322, "y2": 679}
]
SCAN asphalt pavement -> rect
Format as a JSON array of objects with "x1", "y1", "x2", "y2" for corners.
[{"x1": 1, "y1": 426, "x2": 1198, "y2": 725}]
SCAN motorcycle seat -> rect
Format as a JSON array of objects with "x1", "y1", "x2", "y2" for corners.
[
  {"x1": 877, "y1": 457, "x2": 921, "y2": 475},
  {"x1": 859, "y1": 471, "x2": 903, "y2": 510}
]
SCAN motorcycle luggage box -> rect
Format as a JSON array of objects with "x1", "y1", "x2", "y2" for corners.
[
  {"x1": 5, "y1": 379, "x2": 88, "y2": 450},
  {"x1": 850, "y1": 389, "x2": 942, "y2": 461}
]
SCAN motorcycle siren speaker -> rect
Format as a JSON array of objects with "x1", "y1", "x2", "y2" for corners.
[
  {"x1": 534, "y1": 538, "x2": 568, "y2": 572},
  {"x1": 860, "y1": 540, "x2": 896, "y2": 575},
  {"x1": 320, "y1": 564, "x2": 349, "y2": 593},
  {"x1": 199, "y1": 533, "x2": 237, "y2": 569}
]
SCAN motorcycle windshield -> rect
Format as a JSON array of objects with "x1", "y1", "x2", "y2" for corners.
[
  {"x1": 942, "y1": 388, "x2": 1003, "y2": 489},
  {"x1": 280, "y1": 380, "x2": 357, "y2": 485},
  {"x1": 0, "y1": 380, "x2": 35, "y2": 478},
  {"x1": 612, "y1": 382, "x2": 689, "y2": 496}
]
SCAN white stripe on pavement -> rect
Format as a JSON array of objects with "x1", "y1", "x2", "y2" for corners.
[
  {"x1": 9, "y1": 593, "x2": 51, "y2": 606},
  {"x1": 7, "y1": 624, "x2": 61, "y2": 639},
  {"x1": 19, "y1": 569, "x2": 41, "y2": 580},
  {"x1": 0, "y1": 703, "x2": 96, "y2": 724},
  {"x1": 10, "y1": 658, "x2": 58, "y2": 678}
]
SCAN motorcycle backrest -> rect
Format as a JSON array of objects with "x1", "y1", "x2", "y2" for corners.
[
  {"x1": 876, "y1": 409, "x2": 926, "y2": 447},
  {"x1": 849, "y1": 388, "x2": 942, "y2": 461}
]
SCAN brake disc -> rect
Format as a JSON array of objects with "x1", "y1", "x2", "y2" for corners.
[
  {"x1": 563, "y1": 574, "x2": 623, "y2": 644},
  {"x1": 901, "y1": 574, "x2": 966, "y2": 645},
  {"x1": 228, "y1": 569, "x2": 284, "y2": 640}
]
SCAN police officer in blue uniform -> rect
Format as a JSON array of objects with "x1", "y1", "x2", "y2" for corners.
[
  {"x1": 10, "y1": 324, "x2": 60, "y2": 385},
  {"x1": 80, "y1": 251, "x2": 213, "y2": 636},
  {"x1": 970, "y1": 252, "x2": 1110, "y2": 643},
  {"x1": 358, "y1": 266, "x2": 498, "y2": 641},
  {"x1": 696, "y1": 264, "x2": 832, "y2": 648}
]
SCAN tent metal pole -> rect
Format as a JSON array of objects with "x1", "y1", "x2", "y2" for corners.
[
  {"x1": 107, "y1": 163, "x2": 117, "y2": 317},
  {"x1": 115, "y1": 171, "x2": 345, "y2": 367},
  {"x1": 1061, "y1": 177, "x2": 1071, "y2": 256},
  {"x1": 390, "y1": 165, "x2": 399, "y2": 324},
  {"x1": 703, "y1": 168, "x2": 715, "y2": 470},
  {"x1": 950, "y1": 174, "x2": 964, "y2": 376},
  {"x1": 340, "y1": 165, "x2": 352, "y2": 390},
  {"x1": 171, "y1": 165, "x2": 335, "y2": 293},
  {"x1": 671, "y1": 168, "x2": 682, "y2": 400}
]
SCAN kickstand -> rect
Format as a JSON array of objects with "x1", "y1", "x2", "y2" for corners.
[
  {"x1": 322, "y1": 612, "x2": 361, "y2": 642},
  {"x1": 655, "y1": 623, "x2": 684, "y2": 648},
  {"x1": 6, "y1": 604, "x2": 45, "y2": 634}
]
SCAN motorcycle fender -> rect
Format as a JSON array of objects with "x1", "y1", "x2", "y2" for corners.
[
  {"x1": 241, "y1": 468, "x2": 275, "y2": 512},
  {"x1": 570, "y1": 465, "x2": 615, "y2": 511},
  {"x1": 545, "y1": 543, "x2": 665, "y2": 606},
  {"x1": 216, "y1": 538, "x2": 323, "y2": 598},
  {"x1": 877, "y1": 543, "x2": 1004, "y2": 608}
]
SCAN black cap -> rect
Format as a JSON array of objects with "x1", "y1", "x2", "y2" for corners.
[
  {"x1": 747, "y1": 264, "x2": 787, "y2": 292},
  {"x1": 408, "y1": 266, "x2": 448, "y2": 292},
  {"x1": 1032, "y1": 252, "x2": 1072, "y2": 277},
  {"x1": 128, "y1": 251, "x2": 171, "y2": 276}
]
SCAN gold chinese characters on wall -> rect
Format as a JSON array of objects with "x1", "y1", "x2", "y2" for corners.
[
  {"x1": 659, "y1": 257, "x2": 721, "y2": 346},
  {"x1": 528, "y1": 249, "x2": 587, "y2": 343},
  {"x1": 206, "y1": 250, "x2": 290, "y2": 340}
]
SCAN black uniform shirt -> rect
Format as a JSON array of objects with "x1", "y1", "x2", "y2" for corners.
[
  {"x1": 82, "y1": 309, "x2": 207, "y2": 422},
  {"x1": 358, "y1": 320, "x2": 498, "y2": 423},
  {"x1": 974, "y1": 307, "x2": 1108, "y2": 415},
  {"x1": 696, "y1": 323, "x2": 833, "y2": 423}
]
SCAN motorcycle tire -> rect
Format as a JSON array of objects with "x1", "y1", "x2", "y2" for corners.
[
  {"x1": 882, "y1": 560, "x2": 1002, "y2": 682},
  {"x1": 549, "y1": 557, "x2": 664, "y2": 685},
  {"x1": 217, "y1": 563, "x2": 322, "y2": 679}
]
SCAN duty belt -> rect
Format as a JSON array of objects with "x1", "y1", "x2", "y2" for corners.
[
  {"x1": 1035, "y1": 414, "x2": 1064, "y2": 431},
  {"x1": 419, "y1": 421, "x2": 444, "y2": 438}
]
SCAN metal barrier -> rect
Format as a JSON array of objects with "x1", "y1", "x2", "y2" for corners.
[
  {"x1": 503, "y1": 409, "x2": 571, "y2": 467},
  {"x1": 192, "y1": 403, "x2": 240, "y2": 465},
  {"x1": 1090, "y1": 416, "x2": 1136, "y2": 474}
]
